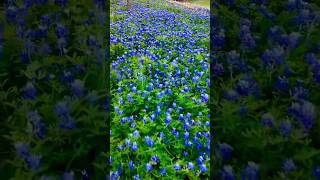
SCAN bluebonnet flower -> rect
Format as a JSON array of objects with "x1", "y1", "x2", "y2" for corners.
[
  {"x1": 241, "y1": 162, "x2": 259, "y2": 180},
  {"x1": 71, "y1": 79, "x2": 86, "y2": 97},
  {"x1": 150, "y1": 114, "x2": 156, "y2": 122},
  {"x1": 118, "y1": 163, "x2": 123, "y2": 174},
  {"x1": 239, "y1": 105, "x2": 248, "y2": 116},
  {"x1": 133, "y1": 130, "x2": 140, "y2": 138},
  {"x1": 294, "y1": 9, "x2": 315, "y2": 25},
  {"x1": 172, "y1": 102, "x2": 177, "y2": 108},
  {"x1": 151, "y1": 155, "x2": 159, "y2": 164},
  {"x1": 260, "y1": 47, "x2": 285, "y2": 66},
  {"x1": 221, "y1": 165, "x2": 236, "y2": 180},
  {"x1": 183, "y1": 151, "x2": 189, "y2": 157},
  {"x1": 287, "y1": 0, "x2": 305, "y2": 11},
  {"x1": 81, "y1": 169, "x2": 90, "y2": 180},
  {"x1": 55, "y1": 101, "x2": 69, "y2": 117},
  {"x1": 127, "y1": 93, "x2": 134, "y2": 103},
  {"x1": 288, "y1": 101, "x2": 316, "y2": 130},
  {"x1": 146, "y1": 163, "x2": 152, "y2": 172},
  {"x1": 201, "y1": 93, "x2": 209, "y2": 103},
  {"x1": 121, "y1": 117, "x2": 127, "y2": 125},
  {"x1": 236, "y1": 76, "x2": 260, "y2": 96},
  {"x1": 20, "y1": 51, "x2": 31, "y2": 63},
  {"x1": 283, "y1": 159, "x2": 296, "y2": 172},
  {"x1": 142, "y1": 116, "x2": 147, "y2": 124},
  {"x1": 118, "y1": 96, "x2": 125, "y2": 106},
  {"x1": 184, "y1": 140, "x2": 191, "y2": 147},
  {"x1": 128, "y1": 115, "x2": 134, "y2": 123},
  {"x1": 55, "y1": 24, "x2": 68, "y2": 38},
  {"x1": 39, "y1": 175, "x2": 53, "y2": 180},
  {"x1": 14, "y1": 141, "x2": 30, "y2": 159},
  {"x1": 313, "y1": 166, "x2": 320, "y2": 179},
  {"x1": 200, "y1": 164, "x2": 207, "y2": 173},
  {"x1": 40, "y1": 14, "x2": 51, "y2": 26},
  {"x1": 179, "y1": 114, "x2": 184, "y2": 121},
  {"x1": 117, "y1": 87, "x2": 122, "y2": 93},
  {"x1": 148, "y1": 83, "x2": 154, "y2": 91},
  {"x1": 213, "y1": 63, "x2": 224, "y2": 77},
  {"x1": 61, "y1": 71, "x2": 74, "y2": 84},
  {"x1": 26, "y1": 154, "x2": 41, "y2": 171},
  {"x1": 133, "y1": 174, "x2": 141, "y2": 180},
  {"x1": 159, "y1": 132, "x2": 165, "y2": 139},
  {"x1": 227, "y1": 50, "x2": 240, "y2": 66},
  {"x1": 274, "y1": 76, "x2": 290, "y2": 91},
  {"x1": 304, "y1": 53, "x2": 318, "y2": 65},
  {"x1": 59, "y1": 114, "x2": 76, "y2": 130},
  {"x1": 174, "y1": 163, "x2": 181, "y2": 171},
  {"x1": 292, "y1": 80, "x2": 309, "y2": 100},
  {"x1": 286, "y1": 32, "x2": 301, "y2": 48},
  {"x1": 36, "y1": 25, "x2": 48, "y2": 38},
  {"x1": 165, "y1": 115, "x2": 171, "y2": 125},
  {"x1": 62, "y1": 171, "x2": 74, "y2": 180},
  {"x1": 55, "y1": 0, "x2": 68, "y2": 7},
  {"x1": 22, "y1": 82, "x2": 37, "y2": 100},
  {"x1": 117, "y1": 144, "x2": 124, "y2": 151},
  {"x1": 5, "y1": 6, "x2": 18, "y2": 23},
  {"x1": 187, "y1": 162, "x2": 195, "y2": 170},
  {"x1": 268, "y1": 26, "x2": 283, "y2": 42},
  {"x1": 183, "y1": 131, "x2": 190, "y2": 139},
  {"x1": 172, "y1": 128, "x2": 179, "y2": 138},
  {"x1": 251, "y1": 0, "x2": 268, "y2": 4},
  {"x1": 223, "y1": 89, "x2": 239, "y2": 101},
  {"x1": 279, "y1": 120, "x2": 292, "y2": 137},
  {"x1": 129, "y1": 160, "x2": 134, "y2": 171},
  {"x1": 240, "y1": 24, "x2": 256, "y2": 49},
  {"x1": 213, "y1": 29, "x2": 225, "y2": 48},
  {"x1": 160, "y1": 168, "x2": 167, "y2": 176},
  {"x1": 110, "y1": 171, "x2": 119, "y2": 180},
  {"x1": 39, "y1": 43, "x2": 52, "y2": 55},
  {"x1": 87, "y1": 36, "x2": 97, "y2": 48},
  {"x1": 224, "y1": 0, "x2": 235, "y2": 6},
  {"x1": 257, "y1": 6, "x2": 275, "y2": 20},
  {"x1": 198, "y1": 156, "x2": 205, "y2": 164},
  {"x1": 196, "y1": 142, "x2": 202, "y2": 150},
  {"x1": 125, "y1": 139, "x2": 131, "y2": 147},
  {"x1": 261, "y1": 113, "x2": 275, "y2": 128},
  {"x1": 132, "y1": 142, "x2": 138, "y2": 151},
  {"x1": 27, "y1": 111, "x2": 46, "y2": 139},
  {"x1": 57, "y1": 37, "x2": 67, "y2": 55},
  {"x1": 219, "y1": 143, "x2": 233, "y2": 161},
  {"x1": 145, "y1": 136, "x2": 154, "y2": 147}
]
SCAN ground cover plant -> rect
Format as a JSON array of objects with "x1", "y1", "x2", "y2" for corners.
[
  {"x1": 110, "y1": 0, "x2": 210, "y2": 179},
  {"x1": 1, "y1": 0, "x2": 108, "y2": 179},
  {"x1": 212, "y1": 0, "x2": 320, "y2": 179}
]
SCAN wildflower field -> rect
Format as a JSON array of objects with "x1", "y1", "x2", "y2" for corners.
[
  {"x1": 2, "y1": 0, "x2": 108, "y2": 179},
  {"x1": 212, "y1": 0, "x2": 320, "y2": 179},
  {"x1": 2, "y1": 0, "x2": 320, "y2": 179},
  {"x1": 110, "y1": 0, "x2": 210, "y2": 179}
]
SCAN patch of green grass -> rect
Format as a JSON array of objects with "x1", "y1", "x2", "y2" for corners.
[{"x1": 188, "y1": 0, "x2": 209, "y2": 8}]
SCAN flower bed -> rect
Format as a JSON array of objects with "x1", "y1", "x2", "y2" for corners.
[{"x1": 110, "y1": 0, "x2": 210, "y2": 179}]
